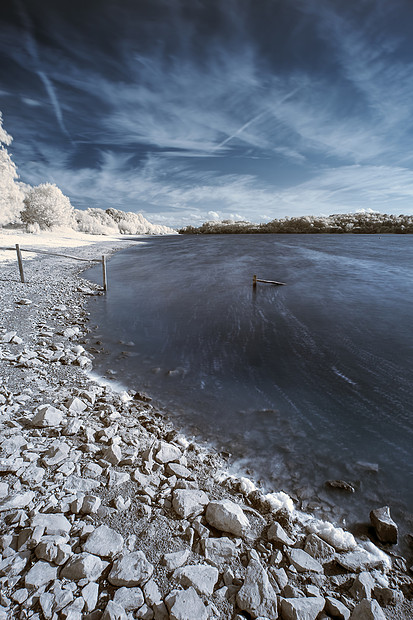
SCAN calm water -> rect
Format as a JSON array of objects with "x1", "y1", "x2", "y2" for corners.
[{"x1": 86, "y1": 235, "x2": 413, "y2": 545}]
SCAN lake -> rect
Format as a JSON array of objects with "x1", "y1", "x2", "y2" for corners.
[{"x1": 85, "y1": 234, "x2": 413, "y2": 549}]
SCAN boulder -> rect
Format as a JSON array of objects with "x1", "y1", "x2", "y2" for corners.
[
  {"x1": 60, "y1": 552, "x2": 106, "y2": 581},
  {"x1": 370, "y1": 506, "x2": 398, "y2": 544},
  {"x1": 350, "y1": 571, "x2": 375, "y2": 600},
  {"x1": 155, "y1": 441, "x2": 181, "y2": 463},
  {"x1": 31, "y1": 513, "x2": 71, "y2": 536},
  {"x1": 32, "y1": 405, "x2": 63, "y2": 427},
  {"x1": 101, "y1": 601, "x2": 128, "y2": 620},
  {"x1": 201, "y1": 537, "x2": 239, "y2": 566},
  {"x1": 304, "y1": 533, "x2": 336, "y2": 564},
  {"x1": 281, "y1": 596, "x2": 325, "y2": 620},
  {"x1": 236, "y1": 559, "x2": 278, "y2": 618},
  {"x1": 0, "y1": 491, "x2": 35, "y2": 512},
  {"x1": 108, "y1": 551, "x2": 153, "y2": 586},
  {"x1": 81, "y1": 582, "x2": 99, "y2": 613},
  {"x1": 83, "y1": 525, "x2": 124, "y2": 558},
  {"x1": 113, "y1": 586, "x2": 144, "y2": 611},
  {"x1": 172, "y1": 489, "x2": 209, "y2": 519},
  {"x1": 287, "y1": 548, "x2": 324, "y2": 574},
  {"x1": 25, "y1": 561, "x2": 58, "y2": 589},
  {"x1": 162, "y1": 549, "x2": 190, "y2": 571},
  {"x1": 173, "y1": 564, "x2": 219, "y2": 595},
  {"x1": 325, "y1": 597, "x2": 350, "y2": 620},
  {"x1": 267, "y1": 522, "x2": 294, "y2": 546},
  {"x1": 205, "y1": 499, "x2": 250, "y2": 536},
  {"x1": 35, "y1": 536, "x2": 71, "y2": 565},
  {"x1": 166, "y1": 587, "x2": 208, "y2": 620},
  {"x1": 350, "y1": 599, "x2": 386, "y2": 619}
]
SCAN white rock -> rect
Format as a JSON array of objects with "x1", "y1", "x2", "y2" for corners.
[
  {"x1": 103, "y1": 444, "x2": 122, "y2": 465},
  {"x1": 205, "y1": 499, "x2": 250, "y2": 536},
  {"x1": 60, "y1": 553, "x2": 106, "y2": 581},
  {"x1": 65, "y1": 396, "x2": 87, "y2": 414},
  {"x1": 0, "y1": 491, "x2": 35, "y2": 512},
  {"x1": 304, "y1": 533, "x2": 336, "y2": 563},
  {"x1": 0, "y1": 483, "x2": 8, "y2": 499},
  {"x1": 81, "y1": 495, "x2": 101, "y2": 514},
  {"x1": 39, "y1": 592, "x2": 54, "y2": 619},
  {"x1": 370, "y1": 506, "x2": 398, "y2": 544},
  {"x1": 108, "y1": 470, "x2": 130, "y2": 486},
  {"x1": 201, "y1": 537, "x2": 238, "y2": 566},
  {"x1": 336, "y1": 542, "x2": 391, "y2": 573},
  {"x1": 108, "y1": 551, "x2": 153, "y2": 587},
  {"x1": 267, "y1": 522, "x2": 294, "y2": 546},
  {"x1": 20, "y1": 464, "x2": 45, "y2": 485},
  {"x1": 0, "y1": 551, "x2": 30, "y2": 578},
  {"x1": 142, "y1": 579, "x2": 162, "y2": 606},
  {"x1": 166, "y1": 587, "x2": 208, "y2": 620},
  {"x1": 81, "y1": 582, "x2": 99, "y2": 613},
  {"x1": 350, "y1": 571, "x2": 375, "y2": 600},
  {"x1": 42, "y1": 441, "x2": 70, "y2": 466},
  {"x1": 288, "y1": 548, "x2": 324, "y2": 573},
  {"x1": 35, "y1": 536, "x2": 71, "y2": 565},
  {"x1": 155, "y1": 441, "x2": 181, "y2": 464},
  {"x1": 83, "y1": 525, "x2": 124, "y2": 558},
  {"x1": 1, "y1": 331, "x2": 17, "y2": 343},
  {"x1": 350, "y1": 599, "x2": 386, "y2": 619},
  {"x1": 162, "y1": 549, "x2": 190, "y2": 571},
  {"x1": 113, "y1": 586, "x2": 144, "y2": 611},
  {"x1": 172, "y1": 489, "x2": 209, "y2": 519},
  {"x1": 236, "y1": 559, "x2": 278, "y2": 618},
  {"x1": 63, "y1": 475, "x2": 100, "y2": 493},
  {"x1": 32, "y1": 405, "x2": 63, "y2": 427},
  {"x1": 49, "y1": 582, "x2": 74, "y2": 612},
  {"x1": 166, "y1": 463, "x2": 192, "y2": 479},
  {"x1": 101, "y1": 601, "x2": 128, "y2": 620},
  {"x1": 25, "y1": 560, "x2": 58, "y2": 589},
  {"x1": 173, "y1": 564, "x2": 218, "y2": 596},
  {"x1": 31, "y1": 513, "x2": 71, "y2": 536},
  {"x1": 281, "y1": 596, "x2": 325, "y2": 620},
  {"x1": 325, "y1": 597, "x2": 350, "y2": 620}
]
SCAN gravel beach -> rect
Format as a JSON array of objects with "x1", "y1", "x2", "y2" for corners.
[{"x1": 0, "y1": 235, "x2": 412, "y2": 619}]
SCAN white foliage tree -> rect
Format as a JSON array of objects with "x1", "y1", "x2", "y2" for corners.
[
  {"x1": 74, "y1": 208, "x2": 119, "y2": 235},
  {"x1": 0, "y1": 112, "x2": 25, "y2": 227},
  {"x1": 21, "y1": 183, "x2": 75, "y2": 230}
]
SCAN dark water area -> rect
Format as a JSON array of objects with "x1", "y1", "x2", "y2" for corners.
[{"x1": 85, "y1": 234, "x2": 413, "y2": 553}]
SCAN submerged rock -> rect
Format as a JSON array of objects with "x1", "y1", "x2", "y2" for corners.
[{"x1": 370, "y1": 506, "x2": 398, "y2": 544}]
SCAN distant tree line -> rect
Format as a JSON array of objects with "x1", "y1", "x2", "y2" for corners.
[{"x1": 179, "y1": 212, "x2": 413, "y2": 234}]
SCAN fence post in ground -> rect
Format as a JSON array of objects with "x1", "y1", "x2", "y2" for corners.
[
  {"x1": 102, "y1": 255, "x2": 107, "y2": 292},
  {"x1": 15, "y1": 244, "x2": 25, "y2": 283},
  {"x1": 253, "y1": 274, "x2": 257, "y2": 288}
]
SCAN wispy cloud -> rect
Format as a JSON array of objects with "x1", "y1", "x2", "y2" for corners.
[{"x1": 3, "y1": 0, "x2": 413, "y2": 225}]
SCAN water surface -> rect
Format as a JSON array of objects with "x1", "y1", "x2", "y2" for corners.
[{"x1": 85, "y1": 234, "x2": 413, "y2": 546}]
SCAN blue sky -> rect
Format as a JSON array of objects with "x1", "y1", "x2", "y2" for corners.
[{"x1": 2, "y1": 0, "x2": 413, "y2": 226}]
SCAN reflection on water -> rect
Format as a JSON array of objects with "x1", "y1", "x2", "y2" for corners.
[{"x1": 85, "y1": 234, "x2": 413, "y2": 552}]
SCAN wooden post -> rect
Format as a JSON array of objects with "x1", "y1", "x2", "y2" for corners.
[
  {"x1": 16, "y1": 244, "x2": 25, "y2": 283},
  {"x1": 253, "y1": 274, "x2": 257, "y2": 288},
  {"x1": 102, "y1": 255, "x2": 107, "y2": 292}
]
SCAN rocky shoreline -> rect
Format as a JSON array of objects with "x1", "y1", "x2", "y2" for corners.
[{"x1": 0, "y1": 239, "x2": 412, "y2": 620}]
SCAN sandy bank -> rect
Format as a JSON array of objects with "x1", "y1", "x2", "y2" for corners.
[{"x1": 0, "y1": 232, "x2": 412, "y2": 619}]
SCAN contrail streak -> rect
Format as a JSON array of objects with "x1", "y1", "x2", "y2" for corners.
[
  {"x1": 15, "y1": 0, "x2": 71, "y2": 141},
  {"x1": 214, "y1": 86, "x2": 302, "y2": 151}
]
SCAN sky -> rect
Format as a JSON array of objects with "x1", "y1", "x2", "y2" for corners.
[{"x1": 2, "y1": 0, "x2": 413, "y2": 227}]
